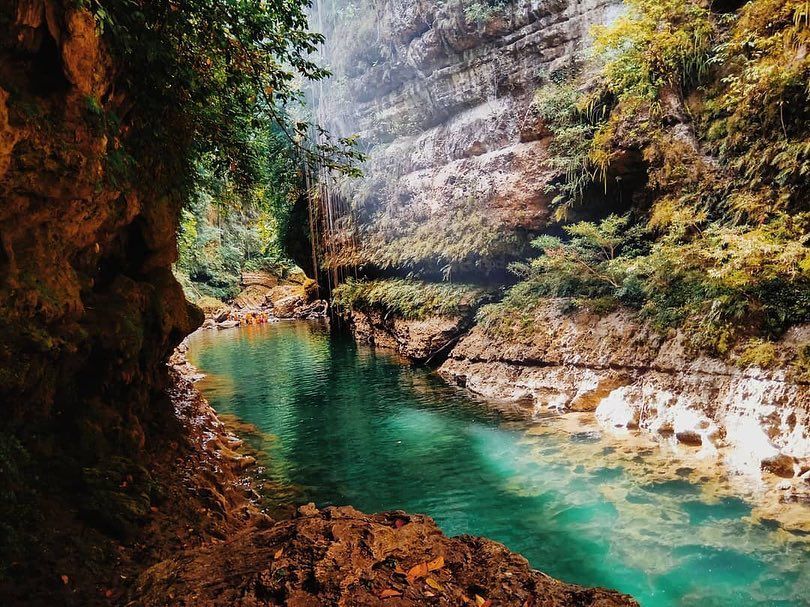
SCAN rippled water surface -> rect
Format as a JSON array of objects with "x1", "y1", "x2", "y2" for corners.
[{"x1": 188, "y1": 322, "x2": 810, "y2": 607}]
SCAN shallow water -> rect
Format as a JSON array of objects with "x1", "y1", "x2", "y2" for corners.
[{"x1": 188, "y1": 321, "x2": 810, "y2": 607}]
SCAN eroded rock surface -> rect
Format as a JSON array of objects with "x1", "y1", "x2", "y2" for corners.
[
  {"x1": 312, "y1": 0, "x2": 622, "y2": 270},
  {"x1": 133, "y1": 504, "x2": 638, "y2": 607},
  {"x1": 439, "y1": 300, "x2": 810, "y2": 479},
  {"x1": 345, "y1": 308, "x2": 470, "y2": 362}
]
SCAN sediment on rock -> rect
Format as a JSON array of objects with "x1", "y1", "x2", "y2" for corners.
[{"x1": 437, "y1": 300, "x2": 810, "y2": 480}]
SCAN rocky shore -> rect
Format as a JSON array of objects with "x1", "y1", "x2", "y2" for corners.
[
  {"x1": 339, "y1": 300, "x2": 810, "y2": 530},
  {"x1": 125, "y1": 350, "x2": 639, "y2": 607},
  {"x1": 195, "y1": 270, "x2": 329, "y2": 330}
]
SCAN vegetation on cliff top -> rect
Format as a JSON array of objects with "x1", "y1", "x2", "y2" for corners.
[
  {"x1": 481, "y1": 0, "x2": 810, "y2": 362},
  {"x1": 333, "y1": 278, "x2": 488, "y2": 320}
]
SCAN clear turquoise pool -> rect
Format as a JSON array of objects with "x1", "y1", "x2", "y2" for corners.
[{"x1": 188, "y1": 321, "x2": 810, "y2": 607}]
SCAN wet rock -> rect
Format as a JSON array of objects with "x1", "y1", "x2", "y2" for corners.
[
  {"x1": 439, "y1": 299, "x2": 810, "y2": 477},
  {"x1": 217, "y1": 320, "x2": 240, "y2": 330},
  {"x1": 761, "y1": 454, "x2": 796, "y2": 478},
  {"x1": 346, "y1": 309, "x2": 469, "y2": 362}
]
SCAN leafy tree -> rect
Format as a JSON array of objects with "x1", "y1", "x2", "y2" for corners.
[{"x1": 81, "y1": 0, "x2": 363, "y2": 217}]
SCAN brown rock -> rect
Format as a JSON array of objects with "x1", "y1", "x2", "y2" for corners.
[
  {"x1": 272, "y1": 294, "x2": 304, "y2": 318},
  {"x1": 438, "y1": 300, "x2": 809, "y2": 474},
  {"x1": 761, "y1": 454, "x2": 796, "y2": 479},
  {"x1": 346, "y1": 309, "x2": 468, "y2": 362},
  {"x1": 676, "y1": 431, "x2": 703, "y2": 447},
  {"x1": 131, "y1": 506, "x2": 638, "y2": 607}
]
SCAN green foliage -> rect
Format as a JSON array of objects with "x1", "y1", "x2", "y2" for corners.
[
  {"x1": 477, "y1": 215, "x2": 648, "y2": 334},
  {"x1": 533, "y1": 79, "x2": 606, "y2": 216},
  {"x1": 701, "y1": 0, "x2": 810, "y2": 218},
  {"x1": 737, "y1": 339, "x2": 778, "y2": 369},
  {"x1": 500, "y1": 0, "x2": 810, "y2": 356},
  {"x1": 591, "y1": 0, "x2": 715, "y2": 100},
  {"x1": 463, "y1": 0, "x2": 512, "y2": 23},
  {"x1": 479, "y1": 212, "x2": 809, "y2": 355},
  {"x1": 333, "y1": 278, "x2": 488, "y2": 320},
  {"x1": 330, "y1": 197, "x2": 528, "y2": 277},
  {"x1": 81, "y1": 0, "x2": 362, "y2": 201},
  {"x1": 174, "y1": 134, "x2": 301, "y2": 302}
]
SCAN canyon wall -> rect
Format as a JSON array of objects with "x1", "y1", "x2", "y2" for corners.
[
  {"x1": 321, "y1": 0, "x2": 810, "y2": 492},
  {"x1": 0, "y1": 1, "x2": 201, "y2": 597},
  {"x1": 311, "y1": 0, "x2": 622, "y2": 272},
  {"x1": 0, "y1": 0, "x2": 200, "y2": 440}
]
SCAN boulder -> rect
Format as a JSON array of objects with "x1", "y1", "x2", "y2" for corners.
[
  {"x1": 272, "y1": 295, "x2": 304, "y2": 319},
  {"x1": 761, "y1": 454, "x2": 796, "y2": 478},
  {"x1": 675, "y1": 431, "x2": 703, "y2": 447}
]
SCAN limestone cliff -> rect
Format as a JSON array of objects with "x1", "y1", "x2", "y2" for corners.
[
  {"x1": 439, "y1": 302, "x2": 810, "y2": 483},
  {"x1": 311, "y1": 0, "x2": 623, "y2": 274}
]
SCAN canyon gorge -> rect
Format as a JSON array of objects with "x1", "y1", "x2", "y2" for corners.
[{"x1": 1, "y1": 0, "x2": 808, "y2": 605}]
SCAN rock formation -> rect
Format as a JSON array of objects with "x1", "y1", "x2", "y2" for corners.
[
  {"x1": 311, "y1": 0, "x2": 623, "y2": 273},
  {"x1": 313, "y1": 0, "x2": 810, "y2": 500},
  {"x1": 133, "y1": 504, "x2": 637, "y2": 607},
  {"x1": 438, "y1": 301, "x2": 810, "y2": 480}
]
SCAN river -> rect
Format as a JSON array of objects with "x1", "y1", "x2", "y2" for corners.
[{"x1": 187, "y1": 321, "x2": 810, "y2": 607}]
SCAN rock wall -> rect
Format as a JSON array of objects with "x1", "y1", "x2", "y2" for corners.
[
  {"x1": 311, "y1": 0, "x2": 622, "y2": 271},
  {"x1": 0, "y1": 0, "x2": 201, "y2": 592},
  {"x1": 438, "y1": 300, "x2": 810, "y2": 479},
  {"x1": 344, "y1": 308, "x2": 471, "y2": 361},
  {"x1": 0, "y1": 0, "x2": 200, "y2": 437}
]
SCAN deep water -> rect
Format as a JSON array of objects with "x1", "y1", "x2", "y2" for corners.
[{"x1": 188, "y1": 322, "x2": 810, "y2": 607}]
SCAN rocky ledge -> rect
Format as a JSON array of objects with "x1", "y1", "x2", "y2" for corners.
[
  {"x1": 344, "y1": 308, "x2": 470, "y2": 362},
  {"x1": 437, "y1": 300, "x2": 810, "y2": 482},
  {"x1": 133, "y1": 503, "x2": 636, "y2": 607}
]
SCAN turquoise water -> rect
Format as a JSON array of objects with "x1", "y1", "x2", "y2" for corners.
[{"x1": 188, "y1": 322, "x2": 810, "y2": 607}]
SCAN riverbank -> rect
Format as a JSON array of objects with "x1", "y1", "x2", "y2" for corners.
[
  {"x1": 339, "y1": 299, "x2": 810, "y2": 533},
  {"x1": 129, "y1": 345, "x2": 638, "y2": 607},
  {"x1": 185, "y1": 321, "x2": 810, "y2": 605}
]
